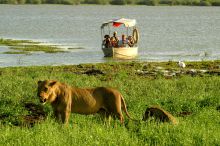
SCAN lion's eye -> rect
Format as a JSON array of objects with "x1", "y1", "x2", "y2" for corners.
[{"x1": 44, "y1": 87, "x2": 48, "y2": 91}]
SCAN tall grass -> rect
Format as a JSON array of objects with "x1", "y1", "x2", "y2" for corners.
[{"x1": 0, "y1": 62, "x2": 220, "y2": 145}]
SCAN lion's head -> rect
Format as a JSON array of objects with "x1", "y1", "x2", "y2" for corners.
[{"x1": 37, "y1": 80, "x2": 57, "y2": 104}]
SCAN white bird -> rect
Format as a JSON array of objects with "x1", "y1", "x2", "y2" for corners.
[{"x1": 178, "y1": 61, "x2": 186, "y2": 68}]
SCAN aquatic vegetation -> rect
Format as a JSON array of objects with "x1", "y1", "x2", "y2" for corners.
[
  {"x1": 0, "y1": 38, "x2": 34, "y2": 46},
  {"x1": 0, "y1": 38, "x2": 64, "y2": 54},
  {"x1": 3, "y1": 51, "x2": 29, "y2": 54},
  {"x1": 11, "y1": 45, "x2": 65, "y2": 53}
]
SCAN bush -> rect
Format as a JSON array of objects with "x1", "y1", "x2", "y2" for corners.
[
  {"x1": 211, "y1": 0, "x2": 220, "y2": 5},
  {"x1": 73, "y1": 0, "x2": 81, "y2": 4},
  {"x1": 44, "y1": 0, "x2": 62, "y2": 4},
  {"x1": 26, "y1": 0, "x2": 41, "y2": 3},
  {"x1": 144, "y1": 0, "x2": 159, "y2": 5},
  {"x1": 160, "y1": 0, "x2": 172, "y2": 5},
  {"x1": 110, "y1": 0, "x2": 127, "y2": 5},
  {"x1": 0, "y1": 0, "x2": 16, "y2": 4},
  {"x1": 32, "y1": 0, "x2": 41, "y2": 4},
  {"x1": 126, "y1": 0, "x2": 137, "y2": 4},
  {"x1": 84, "y1": 0, "x2": 109, "y2": 4},
  {"x1": 191, "y1": 0, "x2": 200, "y2": 5},
  {"x1": 17, "y1": 0, "x2": 26, "y2": 4},
  {"x1": 200, "y1": 0, "x2": 212, "y2": 5},
  {"x1": 60, "y1": 0, "x2": 74, "y2": 4}
]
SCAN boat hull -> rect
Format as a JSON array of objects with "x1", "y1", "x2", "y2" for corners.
[
  {"x1": 102, "y1": 47, "x2": 113, "y2": 57},
  {"x1": 102, "y1": 47, "x2": 138, "y2": 59}
]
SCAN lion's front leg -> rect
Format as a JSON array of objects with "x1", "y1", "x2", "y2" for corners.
[
  {"x1": 60, "y1": 95, "x2": 72, "y2": 126},
  {"x1": 53, "y1": 109, "x2": 61, "y2": 122},
  {"x1": 61, "y1": 101, "x2": 72, "y2": 125},
  {"x1": 61, "y1": 110, "x2": 70, "y2": 125}
]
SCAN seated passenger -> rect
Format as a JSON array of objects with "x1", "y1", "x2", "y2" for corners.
[
  {"x1": 110, "y1": 37, "x2": 117, "y2": 47},
  {"x1": 127, "y1": 36, "x2": 135, "y2": 47},
  {"x1": 110, "y1": 31, "x2": 119, "y2": 47},
  {"x1": 118, "y1": 34, "x2": 127, "y2": 47},
  {"x1": 103, "y1": 35, "x2": 111, "y2": 48},
  {"x1": 112, "y1": 31, "x2": 119, "y2": 42}
]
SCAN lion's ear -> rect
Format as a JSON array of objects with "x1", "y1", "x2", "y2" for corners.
[
  {"x1": 38, "y1": 80, "x2": 43, "y2": 85},
  {"x1": 49, "y1": 81, "x2": 57, "y2": 87}
]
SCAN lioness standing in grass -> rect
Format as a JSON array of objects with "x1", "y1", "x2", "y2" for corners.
[{"x1": 37, "y1": 80, "x2": 133, "y2": 125}]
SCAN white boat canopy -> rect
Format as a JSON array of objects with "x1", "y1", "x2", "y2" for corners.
[{"x1": 101, "y1": 18, "x2": 136, "y2": 28}]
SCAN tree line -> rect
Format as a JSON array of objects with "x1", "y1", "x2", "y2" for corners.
[{"x1": 0, "y1": 0, "x2": 220, "y2": 6}]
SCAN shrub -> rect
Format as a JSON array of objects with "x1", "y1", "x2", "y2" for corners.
[
  {"x1": 17, "y1": 0, "x2": 26, "y2": 4},
  {"x1": 26, "y1": 0, "x2": 41, "y2": 3},
  {"x1": 145, "y1": 0, "x2": 159, "y2": 5},
  {"x1": 84, "y1": 0, "x2": 109, "y2": 4},
  {"x1": 160, "y1": 0, "x2": 172, "y2": 5},
  {"x1": 60, "y1": 0, "x2": 74, "y2": 4},
  {"x1": 191, "y1": 0, "x2": 200, "y2": 5},
  {"x1": 211, "y1": 0, "x2": 220, "y2": 5},
  {"x1": 32, "y1": 0, "x2": 41, "y2": 4},
  {"x1": 126, "y1": 0, "x2": 137, "y2": 4},
  {"x1": 110, "y1": 0, "x2": 127, "y2": 5},
  {"x1": 0, "y1": 0, "x2": 16, "y2": 4},
  {"x1": 200, "y1": 0, "x2": 212, "y2": 5}
]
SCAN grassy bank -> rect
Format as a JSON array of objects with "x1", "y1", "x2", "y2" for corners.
[
  {"x1": 0, "y1": 61, "x2": 220, "y2": 145},
  {"x1": 0, "y1": 0, "x2": 220, "y2": 6}
]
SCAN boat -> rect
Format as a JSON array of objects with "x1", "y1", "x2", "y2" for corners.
[{"x1": 101, "y1": 18, "x2": 139, "y2": 59}]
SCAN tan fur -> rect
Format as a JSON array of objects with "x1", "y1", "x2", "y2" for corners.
[
  {"x1": 142, "y1": 105, "x2": 178, "y2": 125},
  {"x1": 37, "y1": 80, "x2": 133, "y2": 125}
]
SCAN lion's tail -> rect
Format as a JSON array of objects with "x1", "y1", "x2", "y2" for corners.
[{"x1": 121, "y1": 95, "x2": 139, "y2": 121}]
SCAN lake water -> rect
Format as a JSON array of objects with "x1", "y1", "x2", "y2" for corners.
[{"x1": 0, "y1": 5, "x2": 220, "y2": 67}]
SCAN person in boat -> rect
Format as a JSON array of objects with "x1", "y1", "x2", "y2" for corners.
[
  {"x1": 118, "y1": 34, "x2": 127, "y2": 47},
  {"x1": 103, "y1": 34, "x2": 111, "y2": 48},
  {"x1": 112, "y1": 31, "x2": 119, "y2": 42},
  {"x1": 127, "y1": 36, "x2": 135, "y2": 47},
  {"x1": 110, "y1": 37, "x2": 117, "y2": 47},
  {"x1": 110, "y1": 31, "x2": 119, "y2": 47}
]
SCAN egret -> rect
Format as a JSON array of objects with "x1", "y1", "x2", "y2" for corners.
[{"x1": 178, "y1": 61, "x2": 186, "y2": 68}]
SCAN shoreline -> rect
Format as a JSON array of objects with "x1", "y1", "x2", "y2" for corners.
[
  {"x1": 1, "y1": 60, "x2": 220, "y2": 77},
  {"x1": 0, "y1": 2, "x2": 219, "y2": 6}
]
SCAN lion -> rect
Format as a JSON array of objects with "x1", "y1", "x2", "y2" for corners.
[
  {"x1": 37, "y1": 80, "x2": 134, "y2": 125},
  {"x1": 142, "y1": 105, "x2": 178, "y2": 125}
]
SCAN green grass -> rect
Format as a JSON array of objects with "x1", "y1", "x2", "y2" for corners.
[
  {"x1": 3, "y1": 51, "x2": 30, "y2": 54},
  {"x1": 0, "y1": 38, "x2": 35, "y2": 46},
  {"x1": 0, "y1": 61, "x2": 220, "y2": 145},
  {"x1": 0, "y1": 38, "x2": 64, "y2": 54}
]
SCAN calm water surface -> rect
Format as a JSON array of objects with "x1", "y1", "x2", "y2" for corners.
[{"x1": 0, "y1": 5, "x2": 220, "y2": 67}]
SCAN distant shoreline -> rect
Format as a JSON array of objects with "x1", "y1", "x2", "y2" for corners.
[{"x1": 0, "y1": 0, "x2": 219, "y2": 6}]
